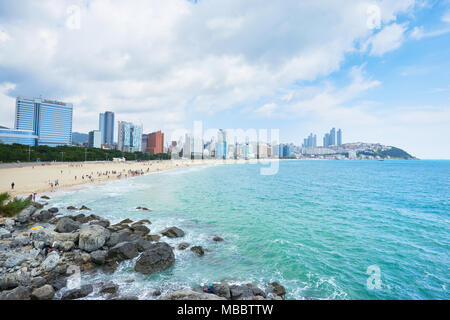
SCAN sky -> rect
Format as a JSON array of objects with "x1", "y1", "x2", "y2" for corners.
[{"x1": 0, "y1": 0, "x2": 449, "y2": 159}]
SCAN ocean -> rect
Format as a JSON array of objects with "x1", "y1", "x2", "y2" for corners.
[{"x1": 49, "y1": 160, "x2": 450, "y2": 300}]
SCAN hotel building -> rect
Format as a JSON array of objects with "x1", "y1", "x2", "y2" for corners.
[{"x1": 14, "y1": 97, "x2": 73, "y2": 146}]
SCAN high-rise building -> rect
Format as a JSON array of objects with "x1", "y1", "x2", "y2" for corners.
[
  {"x1": 15, "y1": 97, "x2": 73, "y2": 146},
  {"x1": 144, "y1": 130, "x2": 164, "y2": 155},
  {"x1": 88, "y1": 130, "x2": 101, "y2": 148},
  {"x1": 302, "y1": 133, "x2": 317, "y2": 147},
  {"x1": 337, "y1": 129, "x2": 342, "y2": 146},
  {"x1": 183, "y1": 133, "x2": 191, "y2": 159},
  {"x1": 117, "y1": 121, "x2": 142, "y2": 152},
  {"x1": 216, "y1": 129, "x2": 227, "y2": 159},
  {"x1": 99, "y1": 111, "x2": 114, "y2": 146},
  {"x1": 323, "y1": 133, "x2": 330, "y2": 147},
  {"x1": 330, "y1": 128, "x2": 336, "y2": 146}
]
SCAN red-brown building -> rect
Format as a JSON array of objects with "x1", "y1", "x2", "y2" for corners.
[{"x1": 144, "y1": 131, "x2": 164, "y2": 155}]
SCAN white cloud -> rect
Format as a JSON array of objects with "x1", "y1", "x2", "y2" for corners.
[
  {"x1": 366, "y1": 23, "x2": 407, "y2": 56},
  {"x1": 410, "y1": 25, "x2": 450, "y2": 40},
  {"x1": 443, "y1": 11, "x2": 450, "y2": 23},
  {"x1": 0, "y1": 0, "x2": 415, "y2": 134}
]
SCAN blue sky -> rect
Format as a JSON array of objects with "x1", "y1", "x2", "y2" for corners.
[{"x1": 0, "y1": 0, "x2": 449, "y2": 158}]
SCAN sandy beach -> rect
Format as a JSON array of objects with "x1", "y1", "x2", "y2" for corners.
[{"x1": 0, "y1": 159, "x2": 270, "y2": 197}]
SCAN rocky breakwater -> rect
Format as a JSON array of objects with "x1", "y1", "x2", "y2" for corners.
[{"x1": 0, "y1": 201, "x2": 287, "y2": 300}]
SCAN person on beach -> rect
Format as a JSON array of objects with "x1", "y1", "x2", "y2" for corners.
[{"x1": 11, "y1": 182, "x2": 15, "y2": 190}]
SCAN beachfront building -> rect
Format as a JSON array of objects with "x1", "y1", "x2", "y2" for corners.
[
  {"x1": 183, "y1": 133, "x2": 191, "y2": 159},
  {"x1": 15, "y1": 97, "x2": 73, "y2": 146},
  {"x1": 117, "y1": 121, "x2": 142, "y2": 152},
  {"x1": 0, "y1": 127, "x2": 38, "y2": 146},
  {"x1": 337, "y1": 129, "x2": 343, "y2": 146},
  {"x1": 143, "y1": 130, "x2": 164, "y2": 155},
  {"x1": 88, "y1": 130, "x2": 101, "y2": 148},
  {"x1": 99, "y1": 111, "x2": 114, "y2": 146},
  {"x1": 216, "y1": 129, "x2": 227, "y2": 159},
  {"x1": 302, "y1": 133, "x2": 317, "y2": 148}
]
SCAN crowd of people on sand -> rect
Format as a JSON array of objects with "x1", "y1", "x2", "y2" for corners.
[{"x1": 8, "y1": 162, "x2": 162, "y2": 197}]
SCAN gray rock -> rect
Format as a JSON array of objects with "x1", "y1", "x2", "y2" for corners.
[
  {"x1": 31, "y1": 284, "x2": 54, "y2": 300},
  {"x1": 134, "y1": 242, "x2": 175, "y2": 275},
  {"x1": 177, "y1": 242, "x2": 190, "y2": 250},
  {"x1": 61, "y1": 284, "x2": 93, "y2": 300},
  {"x1": 51, "y1": 277, "x2": 67, "y2": 291},
  {"x1": 190, "y1": 246, "x2": 205, "y2": 256},
  {"x1": 78, "y1": 225, "x2": 110, "y2": 252},
  {"x1": 162, "y1": 289, "x2": 226, "y2": 300},
  {"x1": 41, "y1": 196, "x2": 50, "y2": 200},
  {"x1": 40, "y1": 251, "x2": 60, "y2": 272},
  {"x1": 213, "y1": 236, "x2": 224, "y2": 242},
  {"x1": 67, "y1": 206, "x2": 77, "y2": 211},
  {"x1": 90, "y1": 250, "x2": 107, "y2": 265},
  {"x1": 90, "y1": 219, "x2": 110, "y2": 228},
  {"x1": 106, "y1": 242, "x2": 139, "y2": 262},
  {"x1": 48, "y1": 208, "x2": 59, "y2": 214},
  {"x1": 229, "y1": 283, "x2": 267, "y2": 300},
  {"x1": 106, "y1": 230, "x2": 138, "y2": 247},
  {"x1": 32, "y1": 210, "x2": 54, "y2": 222},
  {"x1": 14, "y1": 206, "x2": 37, "y2": 224},
  {"x1": 55, "y1": 217, "x2": 80, "y2": 233},
  {"x1": 4, "y1": 254, "x2": 27, "y2": 268},
  {"x1": 79, "y1": 205, "x2": 91, "y2": 211},
  {"x1": 0, "y1": 286, "x2": 30, "y2": 300},
  {"x1": 131, "y1": 225, "x2": 150, "y2": 236},
  {"x1": 268, "y1": 282, "x2": 286, "y2": 297},
  {"x1": 144, "y1": 234, "x2": 161, "y2": 242},
  {"x1": 31, "y1": 277, "x2": 46, "y2": 288},
  {"x1": 99, "y1": 282, "x2": 119, "y2": 295},
  {"x1": 10, "y1": 236, "x2": 31, "y2": 248},
  {"x1": 135, "y1": 238, "x2": 153, "y2": 252},
  {"x1": 0, "y1": 228, "x2": 10, "y2": 239},
  {"x1": 161, "y1": 226, "x2": 185, "y2": 238}
]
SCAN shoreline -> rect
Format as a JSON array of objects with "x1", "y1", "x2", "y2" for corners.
[
  {"x1": 0, "y1": 159, "x2": 281, "y2": 198},
  {"x1": 0, "y1": 158, "x2": 420, "y2": 199}
]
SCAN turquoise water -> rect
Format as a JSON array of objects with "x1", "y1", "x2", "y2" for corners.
[{"x1": 50, "y1": 160, "x2": 450, "y2": 300}]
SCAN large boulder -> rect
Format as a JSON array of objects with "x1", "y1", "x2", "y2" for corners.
[
  {"x1": 229, "y1": 283, "x2": 267, "y2": 300},
  {"x1": 90, "y1": 250, "x2": 107, "y2": 265},
  {"x1": 40, "y1": 251, "x2": 60, "y2": 272},
  {"x1": 55, "y1": 217, "x2": 80, "y2": 233},
  {"x1": 31, "y1": 210, "x2": 54, "y2": 222},
  {"x1": 61, "y1": 284, "x2": 93, "y2": 300},
  {"x1": 14, "y1": 206, "x2": 37, "y2": 224},
  {"x1": 0, "y1": 286, "x2": 30, "y2": 300},
  {"x1": 31, "y1": 285, "x2": 55, "y2": 300},
  {"x1": 106, "y1": 230, "x2": 138, "y2": 247},
  {"x1": 48, "y1": 207, "x2": 59, "y2": 214},
  {"x1": 131, "y1": 225, "x2": 150, "y2": 236},
  {"x1": 78, "y1": 225, "x2": 110, "y2": 252},
  {"x1": 134, "y1": 242, "x2": 175, "y2": 275},
  {"x1": 106, "y1": 242, "x2": 139, "y2": 262},
  {"x1": 162, "y1": 290, "x2": 226, "y2": 300},
  {"x1": 161, "y1": 227, "x2": 185, "y2": 238}
]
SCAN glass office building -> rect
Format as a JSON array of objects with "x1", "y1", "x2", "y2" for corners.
[
  {"x1": 0, "y1": 128, "x2": 38, "y2": 146},
  {"x1": 117, "y1": 121, "x2": 142, "y2": 152},
  {"x1": 99, "y1": 111, "x2": 114, "y2": 146},
  {"x1": 15, "y1": 97, "x2": 73, "y2": 146}
]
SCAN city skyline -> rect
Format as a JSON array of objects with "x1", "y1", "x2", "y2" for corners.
[{"x1": 0, "y1": 1, "x2": 449, "y2": 158}]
